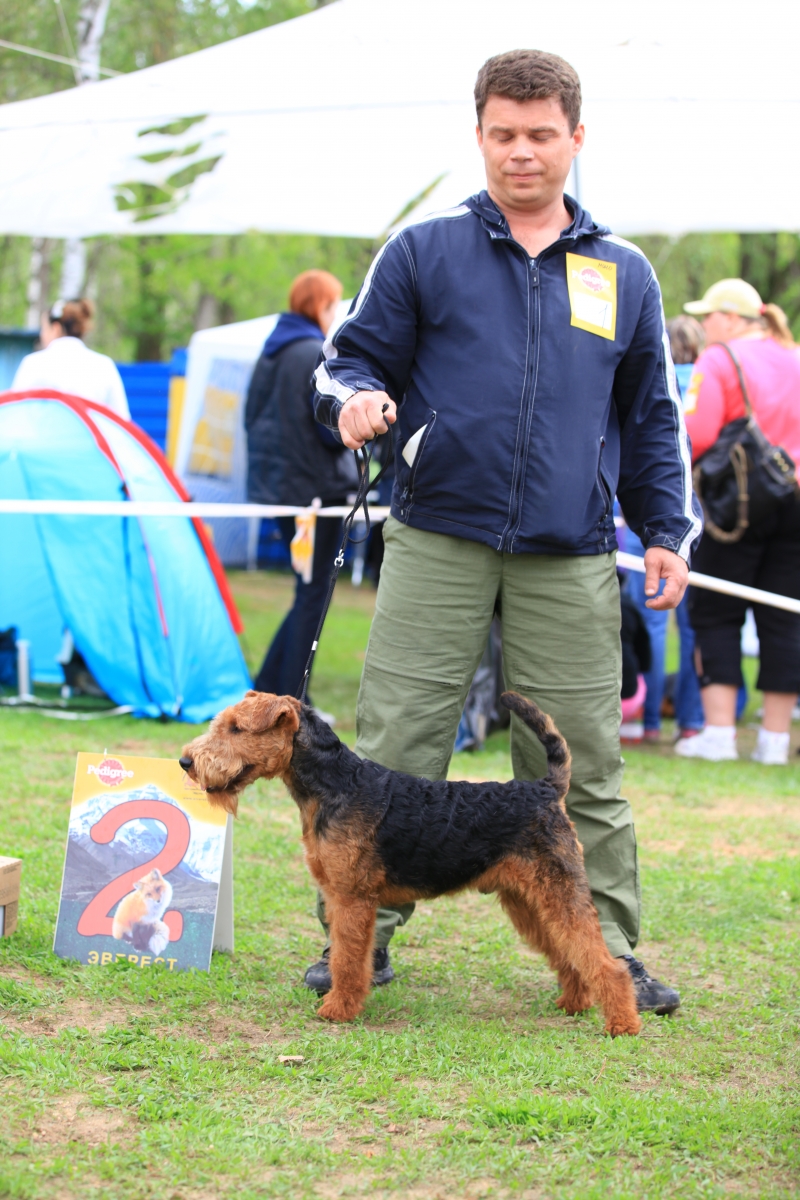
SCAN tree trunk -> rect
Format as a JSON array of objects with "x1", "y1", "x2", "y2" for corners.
[
  {"x1": 76, "y1": 0, "x2": 113, "y2": 82},
  {"x1": 195, "y1": 293, "x2": 221, "y2": 330},
  {"x1": 58, "y1": 0, "x2": 113, "y2": 297},
  {"x1": 26, "y1": 238, "x2": 46, "y2": 329}
]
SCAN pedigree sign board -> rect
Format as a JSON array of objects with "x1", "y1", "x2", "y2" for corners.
[{"x1": 54, "y1": 753, "x2": 233, "y2": 972}]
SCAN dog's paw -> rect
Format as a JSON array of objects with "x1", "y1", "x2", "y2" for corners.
[
  {"x1": 317, "y1": 994, "x2": 362, "y2": 1022},
  {"x1": 556, "y1": 991, "x2": 592, "y2": 1015},
  {"x1": 604, "y1": 1014, "x2": 642, "y2": 1037}
]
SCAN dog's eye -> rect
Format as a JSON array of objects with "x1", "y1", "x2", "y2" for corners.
[{"x1": 230, "y1": 724, "x2": 242, "y2": 734}]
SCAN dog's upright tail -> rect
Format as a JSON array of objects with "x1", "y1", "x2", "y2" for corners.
[{"x1": 499, "y1": 691, "x2": 571, "y2": 803}]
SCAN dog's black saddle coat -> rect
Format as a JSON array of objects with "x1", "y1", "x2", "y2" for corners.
[{"x1": 288, "y1": 708, "x2": 574, "y2": 896}]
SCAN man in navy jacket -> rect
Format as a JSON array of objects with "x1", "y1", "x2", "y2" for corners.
[{"x1": 310, "y1": 49, "x2": 702, "y2": 1013}]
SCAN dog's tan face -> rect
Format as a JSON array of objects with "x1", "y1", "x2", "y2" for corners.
[{"x1": 179, "y1": 691, "x2": 301, "y2": 815}]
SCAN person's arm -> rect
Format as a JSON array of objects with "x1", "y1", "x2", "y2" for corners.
[
  {"x1": 314, "y1": 233, "x2": 418, "y2": 447},
  {"x1": 106, "y1": 360, "x2": 131, "y2": 421},
  {"x1": 683, "y1": 349, "x2": 729, "y2": 461},
  {"x1": 613, "y1": 269, "x2": 702, "y2": 608},
  {"x1": 11, "y1": 354, "x2": 34, "y2": 391}
]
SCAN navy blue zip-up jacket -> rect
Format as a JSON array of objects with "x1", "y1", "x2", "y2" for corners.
[{"x1": 314, "y1": 192, "x2": 702, "y2": 559}]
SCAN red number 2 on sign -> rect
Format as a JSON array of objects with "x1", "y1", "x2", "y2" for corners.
[{"x1": 77, "y1": 800, "x2": 190, "y2": 940}]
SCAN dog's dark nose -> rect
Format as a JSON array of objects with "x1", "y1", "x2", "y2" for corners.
[{"x1": 179, "y1": 756, "x2": 193, "y2": 770}]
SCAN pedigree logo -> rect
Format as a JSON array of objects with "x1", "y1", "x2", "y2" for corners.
[
  {"x1": 578, "y1": 267, "x2": 608, "y2": 294},
  {"x1": 87, "y1": 758, "x2": 134, "y2": 787}
]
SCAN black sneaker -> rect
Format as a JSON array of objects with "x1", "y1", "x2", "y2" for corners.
[
  {"x1": 619, "y1": 955, "x2": 680, "y2": 1015},
  {"x1": 303, "y1": 947, "x2": 395, "y2": 995}
]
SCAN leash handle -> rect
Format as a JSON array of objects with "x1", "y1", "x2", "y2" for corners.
[{"x1": 297, "y1": 405, "x2": 394, "y2": 702}]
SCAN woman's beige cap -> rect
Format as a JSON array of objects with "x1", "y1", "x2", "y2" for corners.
[{"x1": 684, "y1": 278, "x2": 763, "y2": 318}]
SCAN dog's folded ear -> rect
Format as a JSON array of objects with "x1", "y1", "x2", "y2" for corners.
[{"x1": 241, "y1": 692, "x2": 301, "y2": 735}]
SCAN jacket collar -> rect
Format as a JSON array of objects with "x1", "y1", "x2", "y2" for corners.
[
  {"x1": 464, "y1": 189, "x2": 609, "y2": 248},
  {"x1": 262, "y1": 311, "x2": 323, "y2": 359}
]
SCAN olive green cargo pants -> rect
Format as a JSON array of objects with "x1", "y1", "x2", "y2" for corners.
[{"x1": 317, "y1": 517, "x2": 640, "y2": 958}]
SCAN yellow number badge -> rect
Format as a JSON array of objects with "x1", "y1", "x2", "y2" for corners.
[{"x1": 566, "y1": 254, "x2": 617, "y2": 340}]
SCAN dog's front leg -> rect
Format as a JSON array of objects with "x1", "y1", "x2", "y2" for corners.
[{"x1": 317, "y1": 897, "x2": 376, "y2": 1022}]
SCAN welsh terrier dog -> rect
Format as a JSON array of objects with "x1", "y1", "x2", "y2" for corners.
[{"x1": 179, "y1": 691, "x2": 640, "y2": 1036}]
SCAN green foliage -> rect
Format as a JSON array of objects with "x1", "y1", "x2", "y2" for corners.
[
  {"x1": 82, "y1": 231, "x2": 372, "y2": 361},
  {"x1": 0, "y1": 0, "x2": 332, "y2": 104},
  {"x1": 629, "y1": 232, "x2": 800, "y2": 334}
]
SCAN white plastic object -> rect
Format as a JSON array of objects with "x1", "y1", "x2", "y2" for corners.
[{"x1": 16, "y1": 639, "x2": 33, "y2": 701}]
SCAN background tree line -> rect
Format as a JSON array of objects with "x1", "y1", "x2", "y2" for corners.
[{"x1": 2, "y1": 1, "x2": 800, "y2": 362}]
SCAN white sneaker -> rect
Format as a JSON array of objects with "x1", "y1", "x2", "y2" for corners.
[
  {"x1": 312, "y1": 707, "x2": 337, "y2": 727},
  {"x1": 751, "y1": 729, "x2": 790, "y2": 766},
  {"x1": 675, "y1": 726, "x2": 738, "y2": 761}
]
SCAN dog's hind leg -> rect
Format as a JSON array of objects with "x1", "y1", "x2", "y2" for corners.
[
  {"x1": 496, "y1": 861, "x2": 640, "y2": 1036},
  {"x1": 496, "y1": 887, "x2": 592, "y2": 1016},
  {"x1": 317, "y1": 897, "x2": 376, "y2": 1023}
]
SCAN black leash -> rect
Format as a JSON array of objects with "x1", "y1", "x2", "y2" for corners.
[{"x1": 297, "y1": 404, "x2": 394, "y2": 703}]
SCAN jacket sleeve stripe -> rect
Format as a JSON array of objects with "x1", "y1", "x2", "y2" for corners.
[
  {"x1": 314, "y1": 205, "x2": 470, "y2": 402},
  {"x1": 659, "y1": 302, "x2": 704, "y2": 559},
  {"x1": 602, "y1": 233, "x2": 702, "y2": 560},
  {"x1": 314, "y1": 230, "x2": 403, "y2": 400}
]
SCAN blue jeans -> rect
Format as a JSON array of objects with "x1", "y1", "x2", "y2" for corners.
[
  {"x1": 675, "y1": 595, "x2": 705, "y2": 731},
  {"x1": 625, "y1": 570, "x2": 668, "y2": 731}
]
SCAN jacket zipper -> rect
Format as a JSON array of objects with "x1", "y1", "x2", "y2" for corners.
[
  {"x1": 500, "y1": 234, "x2": 577, "y2": 552},
  {"x1": 398, "y1": 412, "x2": 436, "y2": 519},
  {"x1": 597, "y1": 436, "x2": 611, "y2": 519}
]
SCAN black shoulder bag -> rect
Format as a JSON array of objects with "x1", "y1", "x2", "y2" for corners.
[{"x1": 692, "y1": 342, "x2": 797, "y2": 543}]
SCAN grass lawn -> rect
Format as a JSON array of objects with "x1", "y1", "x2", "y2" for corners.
[{"x1": 1, "y1": 569, "x2": 799, "y2": 1200}]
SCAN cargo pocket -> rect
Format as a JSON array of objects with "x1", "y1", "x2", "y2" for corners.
[{"x1": 356, "y1": 637, "x2": 468, "y2": 779}]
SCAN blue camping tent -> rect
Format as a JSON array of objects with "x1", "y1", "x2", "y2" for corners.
[{"x1": 0, "y1": 390, "x2": 251, "y2": 721}]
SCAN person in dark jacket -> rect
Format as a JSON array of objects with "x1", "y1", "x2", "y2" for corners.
[
  {"x1": 245, "y1": 269, "x2": 356, "y2": 705},
  {"x1": 308, "y1": 51, "x2": 702, "y2": 1012}
]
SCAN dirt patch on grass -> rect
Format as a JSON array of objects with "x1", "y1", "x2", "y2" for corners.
[
  {"x1": 202, "y1": 1012, "x2": 276, "y2": 1045},
  {"x1": 2, "y1": 995, "x2": 145, "y2": 1036},
  {"x1": 314, "y1": 1172, "x2": 542, "y2": 1199},
  {"x1": 30, "y1": 1094, "x2": 131, "y2": 1147},
  {"x1": 0, "y1": 964, "x2": 61, "y2": 989},
  {"x1": 636, "y1": 792, "x2": 800, "y2": 860},
  {"x1": 115, "y1": 738, "x2": 168, "y2": 754}
]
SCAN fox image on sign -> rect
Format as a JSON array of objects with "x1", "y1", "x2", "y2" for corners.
[
  {"x1": 111, "y1": 867, "x2": 173, "y2": 956},
  {"x1": 54, "y1": 753, "x2": 233, "y2": 971}
]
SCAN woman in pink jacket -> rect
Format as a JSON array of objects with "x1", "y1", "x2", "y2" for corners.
[{"x1": 676, "y1": 279, "x2": 800, "y2": 765}]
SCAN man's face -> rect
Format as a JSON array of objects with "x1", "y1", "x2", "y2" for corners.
[{"x1": 476, "y1": 94, "x2": 584, "y2": 213}]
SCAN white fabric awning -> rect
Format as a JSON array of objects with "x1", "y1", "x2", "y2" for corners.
[{"x1": 0, "y1": 0, "x2": 798, "y2": 238}]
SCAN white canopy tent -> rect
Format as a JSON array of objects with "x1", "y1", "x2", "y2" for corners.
[{"x1": 0, "y1": 0, "x2": 798, "y2": 239}]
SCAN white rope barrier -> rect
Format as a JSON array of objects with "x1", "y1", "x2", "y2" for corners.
[
  {"x1": 0, "y1": 499, "x2": 390, "y2": 519},
  {"x1": 616, "y1": 551, "x2": 800, "y2": 616},
  {"x1": 1, "y1": 499, "x2": 799, "y2": 615}
]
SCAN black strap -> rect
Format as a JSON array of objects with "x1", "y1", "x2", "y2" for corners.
[{"x1": 296, "y1": 406, "x2": 394, "y2": 703}]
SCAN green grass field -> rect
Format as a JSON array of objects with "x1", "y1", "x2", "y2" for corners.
[{"x1": 1, "y1": 570, "x2": 799, "y2": 1200}]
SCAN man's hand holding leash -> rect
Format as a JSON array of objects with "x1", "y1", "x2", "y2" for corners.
[{"x1": 339, "y1": 390, "x2": 397, "y2": 449}]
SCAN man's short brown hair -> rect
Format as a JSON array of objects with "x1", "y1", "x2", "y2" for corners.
[{"x1": 474, "y1": 49, "x2": 582, "y2": 132}]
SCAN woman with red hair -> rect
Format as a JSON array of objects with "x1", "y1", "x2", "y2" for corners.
[{"x1": 245, "y1": 270, "x2": 356, "y2": 710}]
